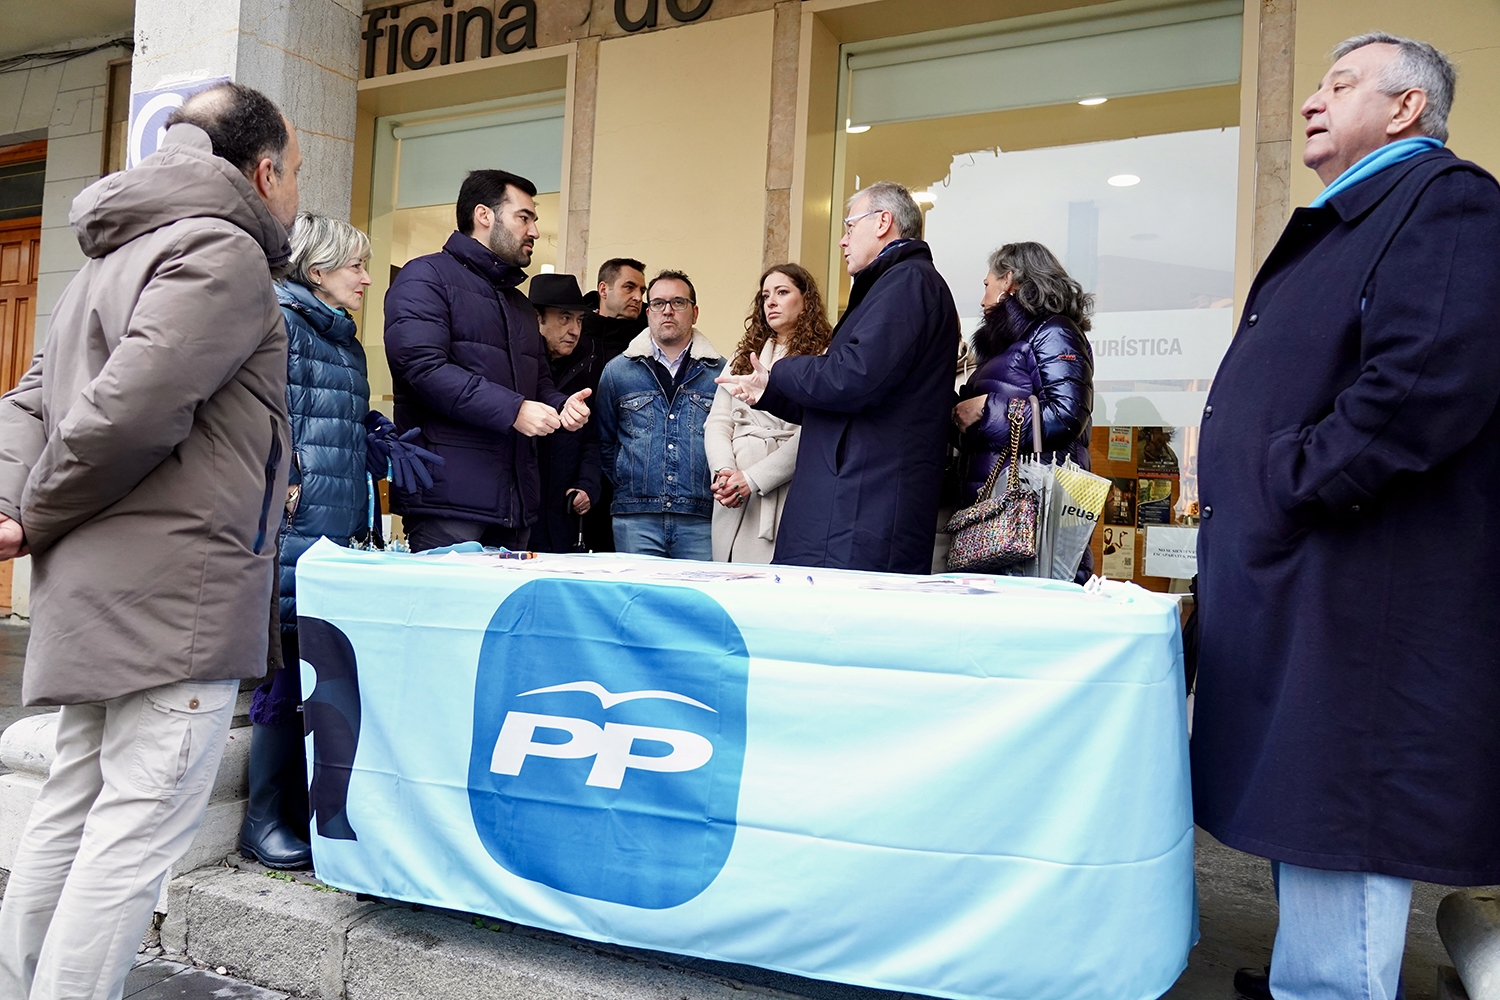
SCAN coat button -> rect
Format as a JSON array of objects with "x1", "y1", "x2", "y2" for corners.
[
  {"x1": 1246, "y1": 314, "x2": 1258, "y2": 326},
  {"x1": 1350, "y1": 504, "x2": 1361, "y2": 513},
  {"x1": 1201, "y1": 505, "x2": 1213, "y2": 519},
  {"x1": 1203, "y1": 405, "x2": 1213, "y2": 418},
  {"x1": 188, "y1": 698, "x2": 200, "y2": 709},
  {"x1": 668, "y1": 444, "x2": 674, "y2": 450},
  {"x1": 669, "y1": 414, "x2": 676, "y2": 419}
]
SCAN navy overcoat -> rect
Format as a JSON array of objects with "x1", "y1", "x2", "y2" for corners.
[
  {"x1": 758, "y1": 240, "x2": 959, "y2": 575},
  {"x1": 384, "y1": 232, "x2": 565, "y2": 527},
  {"x1": 1193, "y1": 149, "x2": 1500, "y2": 883}
]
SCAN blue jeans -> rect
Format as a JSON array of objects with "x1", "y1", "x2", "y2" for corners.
[
  {"x1": 613, "y1": 513, "x2": 712, "y2": 560},
  {"x1": 1270, "y1": 862, "x2": 1412, "y2": 1000}
]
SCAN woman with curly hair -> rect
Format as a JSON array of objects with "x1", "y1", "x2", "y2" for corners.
[{"x1": 704, "y1": 264, "x2": 834, "y2": 562}]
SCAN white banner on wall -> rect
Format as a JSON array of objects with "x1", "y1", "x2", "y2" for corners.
[{"x1": 1086, "y1": 308, "x2": 1233, "y2": 382}]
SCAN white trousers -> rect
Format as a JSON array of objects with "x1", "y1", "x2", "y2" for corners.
[{"x1": 0, "y1": 678, "x2": 239, "y2": 1000}]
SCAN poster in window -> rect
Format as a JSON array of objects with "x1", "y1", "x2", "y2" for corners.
[
  {"x1": 1108, "y1": 426, "x2": 1133, "y2": 463},
  {"x1": 1137, "y1": 478, "x2": 1174, "y2": 526},
  {"x1": 1101, "y1": 527, "x2": 1135, "y2": 579},
  {"x1": 1135, "y1": 427, "x2": 1180, "y2": 474},
  {"x1": 1104, "y1": 478, "x2": 1137, "y2": 526}
]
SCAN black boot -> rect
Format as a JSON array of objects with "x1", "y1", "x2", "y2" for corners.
[
  {"x1": 239, "y1": 721, "x2": 313, "y2": 870},
  {"x1": 1233, "y1": 968, "x2": 1271, "y2": 1000}
]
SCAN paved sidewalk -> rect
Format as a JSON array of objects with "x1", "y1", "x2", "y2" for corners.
[
  {"x1": 127, "y1": 957, "x2": 286, "y2": 999},
  {"x1": 0, "y1": 623, "x2": 48, "y2": 736}
]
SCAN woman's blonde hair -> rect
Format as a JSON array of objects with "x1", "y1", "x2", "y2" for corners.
[
  {"x1": 288, "y1": 213, "x2": 370, "y2": 289},
  {"x1": 730, "y1": 264, "x2": 834, "y2": 376}
]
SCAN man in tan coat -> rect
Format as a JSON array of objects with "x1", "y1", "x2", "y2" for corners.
[{"x1": 0, "y1": 83, "x2": 300, "y2": 999}]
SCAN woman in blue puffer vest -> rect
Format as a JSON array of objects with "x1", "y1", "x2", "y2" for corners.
[{"x1": 240, "y1": 214, "x2": 394, "y2": 870}]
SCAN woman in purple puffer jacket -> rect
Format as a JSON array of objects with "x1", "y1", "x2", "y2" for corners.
[{"x1": 952, "y1": 242, "x2": 1096, "y2": 574}]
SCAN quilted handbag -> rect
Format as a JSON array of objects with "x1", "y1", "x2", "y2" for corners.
[{"x1": 946, "y1": 397, "x2": 1042, "y2": 573}]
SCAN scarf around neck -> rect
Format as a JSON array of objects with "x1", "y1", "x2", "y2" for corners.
[{"x1": 1309, "y1": 136, "x2": 1444, "y2": 208}]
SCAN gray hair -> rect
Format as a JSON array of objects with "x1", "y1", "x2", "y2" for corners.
[
  {"x1": 288, "y1": 213, "x2": 371, "y2": 289},
  {"x1": 988, "y1": 242, "x2": 1094, "y2": 333},
  {"x1": 1333, "y1": 32, "x2": 1456, "y2": 142},
  {"x1": 847, "y1": 181, "x2": 923, "y2": 240}
]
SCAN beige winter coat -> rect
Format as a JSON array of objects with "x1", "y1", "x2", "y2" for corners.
[
  {"x1": 703, "y1": 339, "x2": 800, "y2": 563},
  {"x1": 0, "y1": 124, "x2": 292, "y2": 705}
]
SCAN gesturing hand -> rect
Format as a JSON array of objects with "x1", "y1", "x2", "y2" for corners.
[
  {"x1": 514, "y1": 399, "x2": 563, "y2": 437},
  {"x1": 715, "y1": 352, "x2": 770, "y2": 406},
  {"x1": 0, "y1": 514, "x2": 27, "y2": 560},
  {"x1": 560, "y1": 388, "x2": 592, "y2": 432}
]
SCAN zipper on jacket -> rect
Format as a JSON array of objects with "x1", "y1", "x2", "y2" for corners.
[{"x1": 254, "y1": 416, "x2": 283, "y2": 555}]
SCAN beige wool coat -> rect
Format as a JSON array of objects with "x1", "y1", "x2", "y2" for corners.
[
  {"x1": 703, "y1": 339, "x2": 800, "y2": 563},
  {"x1": 0, "y1": 124, "x2": 292, "y2": 706}
]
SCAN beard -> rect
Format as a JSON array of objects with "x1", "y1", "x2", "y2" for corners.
[{"x1": 488, "y1": 224, "x2": 533, "y2": 267}]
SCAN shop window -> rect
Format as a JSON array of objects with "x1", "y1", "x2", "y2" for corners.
[
  {"x1": 832, "y1": 1, "x2": 1244, "y2": 588},
  {"x1": 365, "y1": 90, "x2": 566, "y2": 366}
]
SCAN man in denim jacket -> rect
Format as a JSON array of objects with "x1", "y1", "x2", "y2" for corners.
[{"x1": 596, "y1": 270, "x2": 723, "y2": 559}]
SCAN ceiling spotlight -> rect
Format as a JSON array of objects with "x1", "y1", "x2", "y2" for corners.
[
  {"x1": 1078, "y1": 97, "x2": 1108, "y2": 106},
  {"x1": 846, "y1": 120, "x2": 871, "y2": 134},
  {"x1": 913, "y1": 191, "x2": 936, "y2": 206},
  {"x1": 1108, "y1": 174, "x2": 1141, "y2": 187}
]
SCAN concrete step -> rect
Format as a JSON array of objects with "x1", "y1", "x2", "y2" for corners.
[{"x1": 161, "y1": 858, "x2": 927, "y2": 1000}]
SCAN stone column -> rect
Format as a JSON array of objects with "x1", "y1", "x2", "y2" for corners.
[
  {"x1": 130, "y1": 0, "x2": 361, "y2": 220},
  {"x1": 1252, "y1": 0, "x2": 1297, "y2": 271}
]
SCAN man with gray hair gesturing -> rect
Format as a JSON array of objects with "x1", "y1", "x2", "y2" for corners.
[
  {"x1": 0, "y1": 82, "x2": 300, "y2": 999},
  {"x1": 1191, "y1": 34, "x2": 1500, "y2": 1000},
  {"x1": 717, "y1": 181, "x2": 958, "y2": 574}
]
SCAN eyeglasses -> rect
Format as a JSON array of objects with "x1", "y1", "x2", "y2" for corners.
[
  {"x1": 646, "y1": 297, "x2": 695, "y2": 313},
  {"x1": 842, "y1": 209, "x2": 883, "y2": 235}
]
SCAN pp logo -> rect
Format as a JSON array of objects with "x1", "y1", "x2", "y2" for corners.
[{"x1": 468, "y1": 580, "x2": 749, "y2": 909}]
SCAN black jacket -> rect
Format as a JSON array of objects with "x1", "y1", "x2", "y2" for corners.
[
  {"x1": 1192, "y1": 149, "x2": 1500, "y2": 883},
  {"x1": 383, "y1": 232, "x2": 565, "y2": 526},
  {"x1": 758, "y1": 240, "x2": 959, "y2": 574},
  {"x1": 532, "y1": 335, "x2": 604, "y2": 552},
  {"x1": 581, "y1": 310, "x2": 647, "y2": 370}
]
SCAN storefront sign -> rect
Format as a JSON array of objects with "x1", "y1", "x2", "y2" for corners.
[
  {"x1": 127, "y1": 75, "x2": 231, "y2": 168},
  {"x1": 296, "y1": 541, "x2": 1194, "y2": 1000},
  {"x1": 361, "y1": 0, "x2": 714, "y2": 79}
]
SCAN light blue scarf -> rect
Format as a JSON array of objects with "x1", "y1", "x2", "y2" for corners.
[{"x1": 1310, "y1": 136, "x2": 1444, "y2": 208}]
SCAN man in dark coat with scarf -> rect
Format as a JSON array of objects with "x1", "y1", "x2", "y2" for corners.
[
  {"x1": 1193, "y1": 33, "x2": 1500, "y2": 1000},
  {"x1": 384, "y1": 169, "x2": 592, "y2": 551},
  {"x1": 717, "y1": 182, "x2": 958, "y2": 574}
]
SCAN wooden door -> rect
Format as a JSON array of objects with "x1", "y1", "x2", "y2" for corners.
[{"x1": 0, "y1": 217, "x2": 40, "y2": 610}]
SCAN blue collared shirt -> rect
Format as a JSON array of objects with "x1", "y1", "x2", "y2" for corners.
[{"x1": 651, "y1": 337, "x2": 689, "y2": 379}]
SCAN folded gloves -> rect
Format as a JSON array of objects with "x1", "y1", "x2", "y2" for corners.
[{"x1": 364, "y1": 411, "x2": 445, "y2": 493}]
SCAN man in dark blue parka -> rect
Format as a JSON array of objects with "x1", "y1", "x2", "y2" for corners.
[
  {"x1": 384, "y1": 169, "x2": 591, "y2": 551},
  {"x1": 718, "y1": 182, "x2": 958, "y2": 574},
  {"x1": 1194, "y1": 33, "x2": 1500, "y2": 1000}
]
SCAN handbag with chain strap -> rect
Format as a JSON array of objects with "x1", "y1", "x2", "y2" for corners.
[{"x1": 945, "y1": 396, "x2": 1042, "y2": 572}]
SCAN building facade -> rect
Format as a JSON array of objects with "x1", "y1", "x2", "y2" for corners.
[{"x1": 2, "y1": 0, "x2": 1497, "y2": 606}]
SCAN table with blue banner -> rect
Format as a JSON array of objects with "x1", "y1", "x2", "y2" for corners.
[{"x1": 295, "y1": 538, "x2": 1195, "y2": 1000}]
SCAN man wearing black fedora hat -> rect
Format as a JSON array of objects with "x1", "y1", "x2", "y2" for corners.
[{"x1": 529, "y1": 273, "x2": 605, "y2": 552}]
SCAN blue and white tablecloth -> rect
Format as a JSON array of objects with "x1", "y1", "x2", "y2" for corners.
[{"x1": 296, "y1": 539, "x2": 1194, "y2": 1000}]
